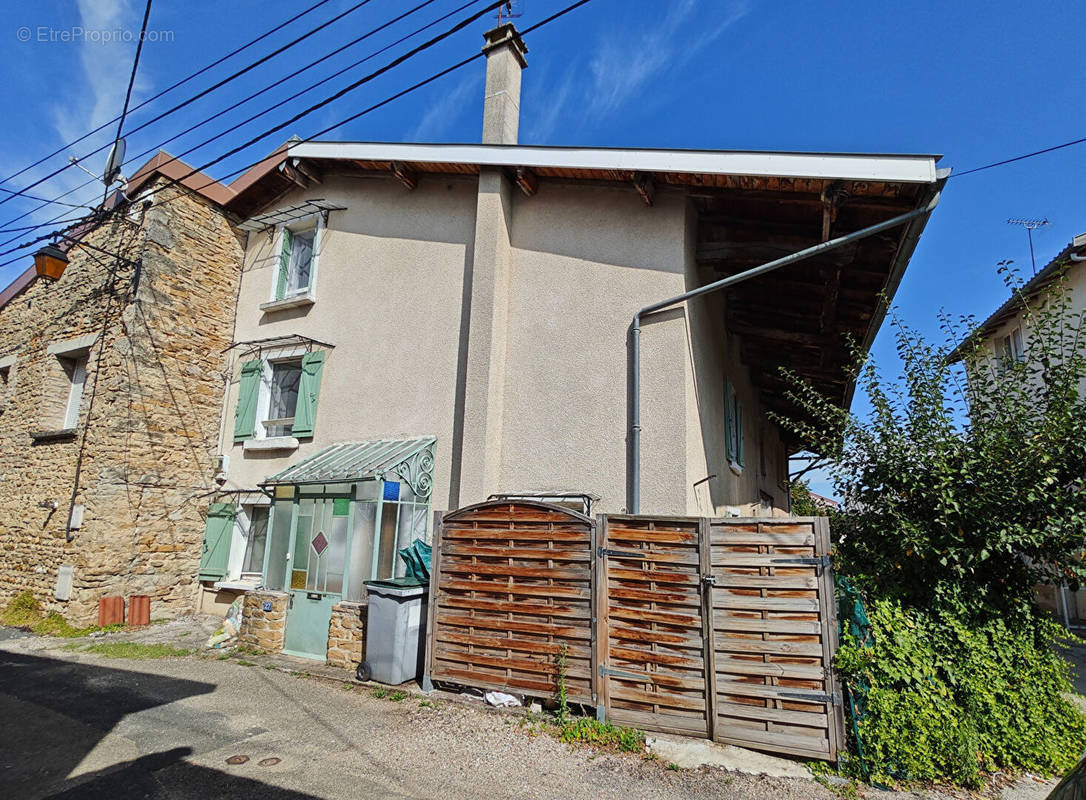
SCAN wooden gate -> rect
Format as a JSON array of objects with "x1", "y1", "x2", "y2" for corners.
[
  {"x1": 425, "y1": 500, "x2": 596, "y2": 704},
  {"x1": 708, "y1": 517, "x2": 844, "y2": 760},
  {"x1": 425, "y1": 503, "x2": 844, "y2": 761},
  {"x1": 595, "y1": 515, "x2": 711, "y2": 736}
]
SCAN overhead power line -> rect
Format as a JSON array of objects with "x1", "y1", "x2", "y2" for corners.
[
  {"x1": 0, "y1": 0, "x2": 337, "y2": 191},
  {"x1": 952, "y1": 135, "x2": 1086, "y2": 178},
  {"x1": 0, "y1": 0, "x2": 468, "y2": 237},
  {"x1": 105, "y1": 0, "x2": 154, "y2": 203},
  {"x1": 0, "y1": 0, "x2": 594, "y2": 271},
  {"x1": 0, "y1": 0, "x2": 377, "y2": 208}
]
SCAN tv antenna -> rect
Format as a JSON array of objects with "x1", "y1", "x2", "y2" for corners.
[
  {"x1": 497, "y1": 1, "x2": 523, "y2": 25},
  {"x1": 1007, "y1": 217, "x2": 1050, "y2": 275}
]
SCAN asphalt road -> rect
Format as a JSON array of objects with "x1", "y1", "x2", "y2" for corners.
[{"x1": 0, "y1": 638, "x2": 834, "y2": 800}]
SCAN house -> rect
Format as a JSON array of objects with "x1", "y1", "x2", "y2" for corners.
[
  {"x1": 951, "y1": 232, "x2": 1086, "y2": 627},
  {"x1": 0, "y1": 154, "x2": 243, "y2": 624},
  {"x1": 195, "y1": 23, "x2": 946, "y2": 662}
]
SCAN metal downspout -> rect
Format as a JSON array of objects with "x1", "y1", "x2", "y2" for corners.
[{"x1": 628, "y1": 192, "x2": 942, "y2": 514}]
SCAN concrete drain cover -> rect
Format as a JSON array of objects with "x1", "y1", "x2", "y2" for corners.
[
  {"x1": 225, "y1": 755, "x2": 250, "y2": 765},
  {"x1": 258, "y1": 758, "x2": 282, "y2": 767}
]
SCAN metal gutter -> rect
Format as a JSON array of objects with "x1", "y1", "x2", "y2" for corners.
[
  {"x1": 627, "y1": 191, "x2": 943, "y2": 514},
  {"x1": 290, "y1": 141, "x2": 941, "y2": 184}
]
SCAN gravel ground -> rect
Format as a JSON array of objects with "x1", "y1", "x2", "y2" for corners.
[{"x1": 0, "y1": 616, "x2": 1070, "y2": 800}]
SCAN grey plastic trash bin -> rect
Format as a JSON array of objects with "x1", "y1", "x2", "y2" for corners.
[{"x1": 358, "y1": 578, "x2": 428, "y2": 685}]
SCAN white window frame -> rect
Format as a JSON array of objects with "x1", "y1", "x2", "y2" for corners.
[
  {"x1": 268, "y1": 213, "x2": 324, "y2": 305},
  {"x1": 62, "y1": 356, "x2": 87, "y2": 429},
  {"x1": 243, "y1": 346, "x2": 305, "y2": 450},
  {"x1": 219, "y1": 500, "x2": 271, "y2": 588},
  {"x1": 0, "y1": 354, "x2": 14, "y2": 411}
]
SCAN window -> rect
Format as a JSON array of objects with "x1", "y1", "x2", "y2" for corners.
[
  {"x1": 724, "y1": 378, "x2": 744, "y2": 472},
  {"x1": 265, "y1": 360, "x2": 301, "y2": 437},
  {"x1": 0, "y1": 356, "x2": 13, "y2": 413},
  {"x1": 233, "y1": 350, "x2": 326, "y2": 444},
  {"x1": 241, "y1": 506, "x2": 269, "y2": 575},
  {"x1": 1000, "y1": 326, "x2": 1025, "y2": 369},
  {"x1": 273, "y1": 218, "x2": 321, "y2": 302},
  {"x1": 61, "y1": 355, "x2": 88, "y2": 429}
]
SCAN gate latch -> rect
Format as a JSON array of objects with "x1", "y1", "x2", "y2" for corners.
[{"x1": 700, "y1": 574, "x2": 717, "y2": 587}]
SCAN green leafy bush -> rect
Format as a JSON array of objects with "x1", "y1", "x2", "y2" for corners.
[
  {"x1": 777, "y1": 265, "x2": 1086, "y2": 786},
  {"x1": 556, "y1": 717, "x2": 645, "y2": 753},
  {"x1": 837, "y1": 599, "x2": 1084, "y2": 786}
]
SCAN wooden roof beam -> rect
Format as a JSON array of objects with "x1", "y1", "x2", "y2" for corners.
[
  {"x1": 633, "y1": 172, "x2": 655, "y2": 206},
  {"x1": 391, "y1": 161, "x2": 418, "y2": 190},
  {"x1": 514, "y1": 166, "x2": 538, "y2": 197}
]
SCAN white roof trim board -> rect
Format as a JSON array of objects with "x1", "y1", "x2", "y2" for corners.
[
  {"x1": 263, "y1": 436, "x2": 435, "y2": 485},
  {"x1": 290, "y1": 142, "x2": 943, "y2": 184},
  {"x1": 238, "y1": 199, "x2": 346, "y2": 232}
]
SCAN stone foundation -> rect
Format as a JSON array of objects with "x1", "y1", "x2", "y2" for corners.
[
  {"x1": 327, "y1": 601, "x2": 367, "y2": 669},
  {"x1": 237, "y1": 590, "x2": 287, "y2": 652}
]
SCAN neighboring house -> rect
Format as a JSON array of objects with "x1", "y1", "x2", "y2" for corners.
[
  {"x1": 0, "y1": 154, "x2": 243, "y2": 624},
  {"x1": 196, "y1": 24, "x2": 946, "y2": 661},
  {"x1": 951, "y1": 233, "x2": 1086, "y2": 627}
]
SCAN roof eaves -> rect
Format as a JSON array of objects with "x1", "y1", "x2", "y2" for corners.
[{"x1": 947, "y1": 236, "x2": 1084, "y2": 362}]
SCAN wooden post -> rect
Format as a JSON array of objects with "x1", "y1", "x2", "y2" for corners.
[
  {"x1": 594, "y1": 514, "x2": 610, "y2": 722},
  {"x1": 421, "y1": 511, "x2": 443, "y2": 693},
  {"x1": 699, "y1": 517, "x2": 718, "y2": 740}
]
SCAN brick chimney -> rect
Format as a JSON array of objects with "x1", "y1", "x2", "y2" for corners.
[{"x1": 480, "y1": 23, "x2": 528, "y2": 145}]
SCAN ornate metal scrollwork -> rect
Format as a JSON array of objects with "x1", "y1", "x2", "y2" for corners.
[{"x1": 392, "y1": 444, "x2": 434, "y2": 501}]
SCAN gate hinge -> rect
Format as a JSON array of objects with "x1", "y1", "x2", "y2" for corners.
[
  {"x1": 599, "y1": 665, "x2": 643, "y2": 681},
  {"x1": 770, "y1": 554, "x2": 831, "y2": 574},
  {"x1": 598, "y1": 547, "x2": 646, "y2": 559},
  {"x1": 777, "y1": 689, "x2": 841, "y2": 706}
]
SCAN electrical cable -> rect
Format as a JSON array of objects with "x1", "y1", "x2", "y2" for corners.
[
  {"x1": 0, "y1": 0, "x2": 595, "y2": 271},
  {"x1": 951, "y1": 134, "x2": 1086, "y2": 178},
  {"x1": 0, "y1": 0, "x2": 478, "y2": 236},
  {"x1": 0, "y1": 0, "x2": 377, "y2": 208},
  {"x1": 104, "y1": 0, "x2": 154, "y2": 204},
  {"x1": 0, "y1": 0, "x2": 337, "y2": 190}
]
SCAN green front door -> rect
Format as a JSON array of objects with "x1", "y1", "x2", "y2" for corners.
[{"x1": 283, "y1": 496, "x2": 350, "y2": 660}]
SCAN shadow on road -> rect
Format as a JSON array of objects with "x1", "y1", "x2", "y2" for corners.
[{"x1": 0, "y1": 650, "x2": 325, "y2": 800}]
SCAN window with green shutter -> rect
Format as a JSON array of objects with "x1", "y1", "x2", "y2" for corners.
[
  {"x1": 199, "y1": 503, "x2": 236, "y2": 581},
  {"x1": 233, "y1": 359, "x2": 262, "y2": 442},
  {"x1": 275, "y1": 227, "x2": 292, "y2": 301},
  {"x1": 291, "y1": 350, "x2": 325, "y2": 438}
]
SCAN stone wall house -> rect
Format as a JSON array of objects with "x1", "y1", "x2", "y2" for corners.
[{"x1": 0, "y1": 154, "x2": 243, "y2": 624}]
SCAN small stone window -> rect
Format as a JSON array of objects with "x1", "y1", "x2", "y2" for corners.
[
  {"x1": 35, "y1": 334, "x2": 96, "y2": 437},
  {"x1": 0, "y1": 355, "x2": 14, "y2": 413}
]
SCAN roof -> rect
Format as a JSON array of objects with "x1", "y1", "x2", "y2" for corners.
[
  {"x1": 948, "y1": 232, "x2": 1085, "y2": 362},
  {"x1": 227, "y1": 140, "x2": 946, "y2": 440},
  {"x1": 290, "y1": 142, "x2": 942, "y2": 182},
  {"x1": 262, "y1": 436, "x2": 436, "y2": 487},
  {"x1": 0, "y1": 151, "x2": 234, "y2": 312}
]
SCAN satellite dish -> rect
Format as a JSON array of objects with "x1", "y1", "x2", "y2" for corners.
[{"x1": 104, "y1": 138, "x2": 126, "y2": 185}]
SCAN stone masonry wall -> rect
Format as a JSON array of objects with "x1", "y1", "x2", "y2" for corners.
[
  {"x1": 327, "y1": 601, "x2": 367, "y2": 669},
  {"x1": 237, "y1": 590, "x2": 287, "y2": 652},
  {"x1": 0, "y1": 178, "x2": 244, "y2": 624}
]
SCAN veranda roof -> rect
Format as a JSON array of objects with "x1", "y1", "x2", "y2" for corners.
[{"x1": 262, "y1": 437, "x2": 435, "y2": 486}]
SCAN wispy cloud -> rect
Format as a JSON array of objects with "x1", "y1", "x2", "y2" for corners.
[
  {"x1": 524, "y1": 0, "x2": 749, "y2": 143},
  {"x1": 407, "y1": 73, "x2": 482, "y2": 143},
  {"x1": 1, "y1": 1, "x2": 149, "y2": 238}
]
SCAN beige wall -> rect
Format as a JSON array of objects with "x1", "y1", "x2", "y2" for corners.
[{"x1": 219, "y1": 173, "x2": 791, "y2": 517}]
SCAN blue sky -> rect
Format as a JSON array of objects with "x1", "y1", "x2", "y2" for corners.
[{"x1": 1, "y1": 0, "x2": 1084, "y2": 496}]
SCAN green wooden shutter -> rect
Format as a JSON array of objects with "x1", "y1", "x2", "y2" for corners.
[
  {"x1": 233, "y1": 360, "x2": 262, "y2": 442},
  {"x1": 724, "y1": 379, "x2": 736, "y2": 463},
  {"x1": 291, "y1": 350, "x2": 325, "y2": 438},
  {"x1": 275, "y1": 227, "x2": 292, "y2": 300},
  {"x1": 199, "y1": 503, "x2": 236, "y2": 581},
  {"x1": 735, "y1": 398, "x2": 745, "y2": 468}
]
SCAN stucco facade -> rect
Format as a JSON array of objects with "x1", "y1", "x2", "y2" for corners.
[{"x1": 215, "y1": 173, "x2": 788, "y2": 518}]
